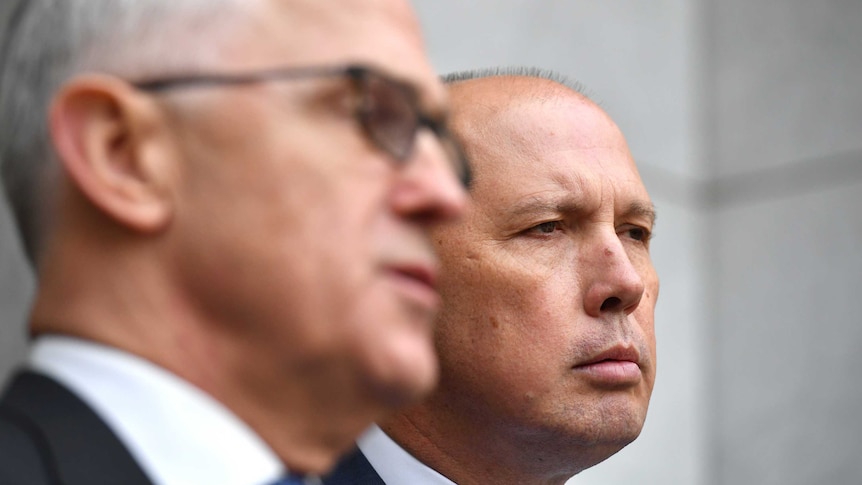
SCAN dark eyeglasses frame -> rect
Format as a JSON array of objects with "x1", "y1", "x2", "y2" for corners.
[{"x1": 131, "y1": 64, "x2": 471, "y2": 188}]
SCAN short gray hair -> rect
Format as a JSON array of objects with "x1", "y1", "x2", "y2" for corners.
[
  {"x1": 442, "y1": 66, "x2": 594, "y2": 101},
  {"x1": 0, "y1": 0, "x2": 245, "y2": 264}
]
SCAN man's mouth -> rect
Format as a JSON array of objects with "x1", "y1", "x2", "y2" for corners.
[
  {"x1": 392, "y1": 264, "x2": 437, "y2": 290},
  {"x1": 573, "y1": 344, "x2": 643, "y2": 386},
  {"x1": 386, "y1": 262, "x2": 440, "y2": 313}
]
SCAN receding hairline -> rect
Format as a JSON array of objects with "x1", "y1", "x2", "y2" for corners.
[
  {"x1": 439, "y1": 67, "x2": 610, "y2": 150},
  {"x1": 438, "y1": 67, "x2": 633, "y2": 196},
  {"x1": 442, "y1": 66, "x2": 597, "y2": 104}
]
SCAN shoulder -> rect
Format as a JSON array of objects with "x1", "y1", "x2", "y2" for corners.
[
  {"x1": 0, "y1": 370, "x2": 153, "y2": 485},
  {"x1": 0, "y1": 406, "x2": 53, "y2": 485}
]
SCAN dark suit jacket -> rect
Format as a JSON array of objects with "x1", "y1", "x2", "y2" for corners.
[
  {"x1": 322, "y1": 447, "x2": 385, "y2": 485},
  {"x1": 0, "y1": 370, "x2": 154, "y2": 485}
]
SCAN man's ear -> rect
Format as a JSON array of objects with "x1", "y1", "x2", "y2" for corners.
[{"x1": 49, "y1": 74, "x2": 175, "y2": 234}]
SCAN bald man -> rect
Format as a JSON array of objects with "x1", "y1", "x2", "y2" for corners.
[{"x1": 324, "y1": 68, "x2": 659, "y2": 485}]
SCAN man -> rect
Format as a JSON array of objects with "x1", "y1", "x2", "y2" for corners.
[
  {"x1": 0, "y1": 0, "x2": 468, "y2": 483},
  {"x1": 325, "y1": 69, "x2": 659, "y2": 484}
]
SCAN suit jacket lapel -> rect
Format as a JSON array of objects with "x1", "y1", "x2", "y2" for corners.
[
  {"x1": 322, "y1": 446, "x2": 386, "y2": 485},
  {"x1": 1, "y1": 371, "x2": 153, "y2": 485}
]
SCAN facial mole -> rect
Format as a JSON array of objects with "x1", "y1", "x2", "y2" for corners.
[{"x1": 489, "y1": 316, "x2": 500, "y2": 329}]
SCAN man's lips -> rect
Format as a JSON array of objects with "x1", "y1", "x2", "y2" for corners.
[
  {"x1": 572, "y1": 344, "x2": 643, "y2": 386},
  {"x1": 392, "y1": 264, "x2": 437, "y2": 290},
  {"x1": 386, "y1": 263, "x2": 440, "y2": 312}
]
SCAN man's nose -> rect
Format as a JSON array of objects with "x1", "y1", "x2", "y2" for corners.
[
  {"x1": 582, "y1": 230, "x2": 645, "y2": 318},
  {"x1": 389, "y1": 132, "x2": 469, "y2": 222}
]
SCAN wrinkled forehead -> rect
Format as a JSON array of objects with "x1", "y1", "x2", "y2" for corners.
[{"x1": 450, "y1": 80, "x2": 649, "y2": 202}]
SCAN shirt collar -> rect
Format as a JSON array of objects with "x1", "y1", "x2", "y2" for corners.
[
  {"x1": 357, "y1": 424, "x2": 456, "y2": 485},
  {"x1": 29, "y1": 335, "x2": 286, "y2": 485}
]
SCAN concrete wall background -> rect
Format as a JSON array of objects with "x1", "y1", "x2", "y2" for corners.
[
  {"x1": 707, "y1": 1, "x2": 862, "y2": 483},
  {"x1": 1, "y1": 1, "x2": 860, "y2": 484}
]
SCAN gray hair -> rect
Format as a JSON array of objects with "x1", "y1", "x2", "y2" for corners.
[
  {"x1": 0, "y1": 0, "x2": 245, "y2": 265},
  {"x1": 442, "y1": 66, "x2": 595, "y2": 102}
]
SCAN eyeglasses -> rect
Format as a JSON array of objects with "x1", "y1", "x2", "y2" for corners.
[{"x1": 131, "y1": 64, "x2": 471, "y2": 188}]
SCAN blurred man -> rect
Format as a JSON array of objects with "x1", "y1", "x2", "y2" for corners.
[
  {"x1": 0, "y1": 0, "x2": 468, "y2": 483},
  {"x1": 325, "y1": 69, "x2": 659, "y2": 484}
]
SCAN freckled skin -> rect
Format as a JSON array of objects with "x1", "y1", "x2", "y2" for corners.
[{"x1": 382, "y1": 76, "x2": 659, "y2": 485}]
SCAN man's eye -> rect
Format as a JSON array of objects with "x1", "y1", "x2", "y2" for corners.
[
  {"x1": 529, "y1": 221, "x2": 561, "y2": 235},
  {"x1": 621, "y1": 226, "x2": 651, "y2": 242}
]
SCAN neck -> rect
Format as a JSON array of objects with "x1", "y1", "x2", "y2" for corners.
[
  {"x1": 30, "y1": 227, "x2": 383, "y2": 475},
  {"x1": 203, "y1": 342, "x2": 390, "y2": 474},
  {"x1": 381, "y1": 397, "x2": 590, "y2": 485}
]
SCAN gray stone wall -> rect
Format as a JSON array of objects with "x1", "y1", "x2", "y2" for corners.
[
  {"x1": 2, "y1": 1, "x2": 860, "y2": 483},
  {"x1": 708, "y1": 0, "x2": 862, "y2": 483}
]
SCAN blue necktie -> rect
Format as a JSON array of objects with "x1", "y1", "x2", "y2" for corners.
[{"x1": 270, "y1": 474, "x2": 307, "y2": 485}]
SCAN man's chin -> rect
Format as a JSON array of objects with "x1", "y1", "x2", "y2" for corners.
[{"x1": 367, "y1": 341, "x2": 439, "y2": 410}]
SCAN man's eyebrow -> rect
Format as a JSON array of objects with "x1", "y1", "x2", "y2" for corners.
[
  {"x1": 508, "y1": 196, "x2": 584, "y2": 217},
  {"x1": 622, "y1": 201, "x2": 657, "y2": 228}
]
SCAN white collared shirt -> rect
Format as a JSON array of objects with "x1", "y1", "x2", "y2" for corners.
[
  {"x1": 357, "y1": 425, "x2": 456, "y2": 485},
  {"x1": 28, "y1": 335, "x2": 286, "y2": 485}
]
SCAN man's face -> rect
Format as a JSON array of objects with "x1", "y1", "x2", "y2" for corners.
[
  {"x1": 163, "y1": 0, "x2": 466, "y2": 409},
  {"x1": 430, "y1": 80, "x2": 658, "y2": 469}
]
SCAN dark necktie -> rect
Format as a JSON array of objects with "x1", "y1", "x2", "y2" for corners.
[{"x1": 269, "y1": 474, "x2": 308, "y2": 485}]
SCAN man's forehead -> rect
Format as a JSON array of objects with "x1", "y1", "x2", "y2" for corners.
[
  {"x1": 450, "y1": 78, "x2": 600, "y2": 148},
  {"x1": 454, "y1": 105, "x2": 628, "y2": 184},
  {"x1": 251, "y1": 0, "x2": 444, "y2": 109},
  {"x1": 271, "y1": 0, "x2": 407, "y2": 15},
  {"x1": 264, "y1": 0, "x2": 424, "y2": 59},
  {"x1": 448, "y1": 79, "x2": 650, "y2": 217}
]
